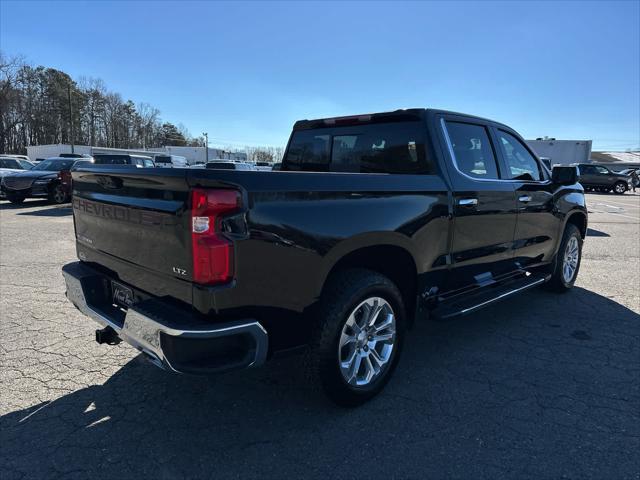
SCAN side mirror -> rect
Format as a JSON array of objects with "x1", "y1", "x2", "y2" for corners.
[{"x1": 552, "y1": 165, "x2": 579, "y2": 185}]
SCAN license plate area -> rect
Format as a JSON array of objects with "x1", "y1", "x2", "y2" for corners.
[{"x1": 111, "y1": 280, "x2": 134, "y2": 310}]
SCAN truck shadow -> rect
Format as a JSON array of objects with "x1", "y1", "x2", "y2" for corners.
[
  {"x1": 16, "y1": 205, "x2": 72, "y2": 217},
  {"x1": 0, "y1": 199, "x2": 51, "y2": 210},
  {"x1": 1, "y1": 287, "x2": 638, "y2": 478}
]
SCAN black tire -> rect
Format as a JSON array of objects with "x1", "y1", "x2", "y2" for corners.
[
  {"x1": 613, "y1": 181, "x2": 627, "y2": 195},
  {"x1": 7, "y1": 193, "x2": 25, "y2": 204},
  {"x1": 307, "y1": 268, "x2": 406, "y2": 407},
  {"x1": 546, "y1": 223, "x2": 583, "y2": 292},
  {"x1": 49, "y1": 184, "x2": 69, "y2": 204}
]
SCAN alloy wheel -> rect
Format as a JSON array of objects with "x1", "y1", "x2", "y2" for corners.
[
  {"x1": 338, "y1": 297, "x2": 396, "y2": 387},
  {"x1": 562, "y1": 236, "x2": 579, "y2": 283}
]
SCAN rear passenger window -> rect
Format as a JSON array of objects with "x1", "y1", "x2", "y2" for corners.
[
  {"x1": 497, "y1": 130, "x2": 542, "y2": 181},
  {"x1": 445, "y1": 121, "x2": 499, "y2": 179}
]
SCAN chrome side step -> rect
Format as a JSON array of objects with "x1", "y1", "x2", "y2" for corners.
[{"x1": 432, "y1": 273, "x2": 549, "y2": 320}]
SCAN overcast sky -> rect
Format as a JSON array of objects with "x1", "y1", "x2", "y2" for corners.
[{"x1": 1, "y1": 0, "x2": 639, "y2": 151}]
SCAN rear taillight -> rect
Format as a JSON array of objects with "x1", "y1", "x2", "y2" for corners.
[{"x1": 191, "y1": 188, "x2": 241, "y2": 285}]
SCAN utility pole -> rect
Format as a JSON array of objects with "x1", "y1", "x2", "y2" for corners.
[
  {"x1": 203, "y1": 132, "x2": 209, "y2": 164},
  {"x1": 67, "y1": 84, "x2": 75, "y2": 154}
]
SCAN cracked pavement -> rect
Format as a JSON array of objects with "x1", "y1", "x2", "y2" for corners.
[{"x1": 1, "y1": 193, "x2": 639, "y2": 479}]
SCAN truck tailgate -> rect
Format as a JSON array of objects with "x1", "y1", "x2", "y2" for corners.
[{"x1": 71, "y1": 166, "x2": 192, "y2": 301}]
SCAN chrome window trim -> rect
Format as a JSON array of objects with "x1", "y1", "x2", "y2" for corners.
[{"x1": 440, "y1": 118, "x2": 549, "y2": 185}]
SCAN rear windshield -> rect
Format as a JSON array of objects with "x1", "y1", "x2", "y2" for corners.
[
  {"x1": 283, "y1": 121, "x2": 431, "y2": 174},
  {"x1": 0, "y1": 158, "x2": 22, "y2": 169},
  {"x1": 206, "y1": 162, "x2": 236, "y2": 170}
]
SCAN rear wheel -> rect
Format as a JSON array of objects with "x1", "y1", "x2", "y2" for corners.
[
  {"x1": 546, "y1": 223, "x2": 582, "y2": 292},
  {"x1": 307, "y1": 269, "x2": 405, "y2": 406},
  {"x1": 614, "y1": 182, "x2": 627, "y2": 195},
  {"x1": 49, "y1": 184, "x2": 68, "y2": 204}
]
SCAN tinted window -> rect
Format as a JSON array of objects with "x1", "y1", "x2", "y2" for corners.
[
  {"x1": 445, "y1": 121, "x2": 499, "y2": 179},
  {"x1": 284, "y1": 122, "x2": 429, "y2": 174},
  {"x1": 0, "y1": 158, "x2": 21, "y2": 169},
  {"x1": 206, "y1": 162, "x2": 236, "y2": 170},
  {"x1": 94, "y1": 155, "x2": 130, "y2": 165},
  {"x1": 284, "y1": 131, "x2": 330, "y2": 171},
  {"x1": 594, "y1": 166, "x2": 609, "y2": 174},
  {"x1": 497, "y1": 130, "x2": 542, "y2": 181}
]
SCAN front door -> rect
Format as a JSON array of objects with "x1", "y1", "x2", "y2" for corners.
[
  {"x1": 439, "y1": 116, "x2": 518, "y2": 292},
  {"x1": 493, "y1": 128, "x2": 561, "y2": 268}
]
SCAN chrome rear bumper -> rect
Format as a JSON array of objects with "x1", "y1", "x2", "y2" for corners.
[{"x1": 62, "y1": 261, "x2": 268, "y2": 374}]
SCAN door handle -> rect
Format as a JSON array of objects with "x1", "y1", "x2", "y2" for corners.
[
  {"x1": 518, "y1": 195, "x2": 532, "y2": 203},
  {"x1": 458, "y1": 198, "x2": 478, "y2": 206}
]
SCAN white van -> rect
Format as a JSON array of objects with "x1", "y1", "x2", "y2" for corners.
[{"x1": 154, "y1": 154, "x2": 188, "y2": 168}]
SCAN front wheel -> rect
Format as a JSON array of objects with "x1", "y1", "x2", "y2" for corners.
[
  {"x1": 613, "y1": 182, "x2": 627, "y2": 195},
  {"x1": 546, "y1": 223, "x2": 583, "y2": 292},
  {"x1": 307, "y1": 269, "x2": 406, "y2": 407},
  {"x1": 49, "y1": 184, "x2": 69, "y2": 204}
]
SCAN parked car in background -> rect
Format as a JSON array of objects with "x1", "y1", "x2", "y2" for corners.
[
  {"x1": 607, "y1": 162, "x2": 640, "y2": 173},
  {"x1": 63, "y1": 108, "x2": 587, "y2": 406},
  {"x1": 0, "y1": 156, "x2": 34, "y2": 199},
  {"x1": 1, "y1": 155, "x2": 34, "y2": 170},
  {"x1": 577, "y1": 163, "x2": 632, "y2": 194},
  {"x1": 1, "y1": 157, "x2": 92, "y2": 204},
  {"x1": 59, "y1": 153, "x2": 93, "y2": 159},
  {"x1": 618, "y1": 168, "x2": 639, "y2": 176},
  {"x1": 254, "y1": 161, "x2": 273, "y2": 171},
  {"x1": 205, "y1": 161, "x2": 255, "y2": 170},
  {"x1": 153, "y1": 154, "x2": 188, "y2": 168},
  {"x1": 93, "y1": 154, "x2": 155, "y2": 168}
]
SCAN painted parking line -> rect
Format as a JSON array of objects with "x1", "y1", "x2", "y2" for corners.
[
  {"x1": 590, "y1": 211, "x2": 640, "y2": 221},
  {"x1": 589, "y1": 199, "x2": 640, "y2": 210}
]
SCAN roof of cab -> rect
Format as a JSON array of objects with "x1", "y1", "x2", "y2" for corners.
[{"x1": 293, "y1": 108, "x2": 509, "y2": 131}]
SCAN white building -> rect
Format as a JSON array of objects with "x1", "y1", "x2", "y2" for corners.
[
  {"x1": 26, "y1": 144, "x2": 247, "y2": 165},
  {"x1": 526, "y1": 138, "x2": 592, "y2": 165}
]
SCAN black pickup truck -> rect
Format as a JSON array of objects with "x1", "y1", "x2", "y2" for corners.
[{"x1": 62, "y1": 109, "x2": 587, "y2": 406}]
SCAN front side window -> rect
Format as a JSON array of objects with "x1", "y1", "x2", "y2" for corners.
[
  {"x1": 143, "y1": 159, "x2": 154, "y2": 168},
  {"x1": 594, "y1": 166, "x2": 610, "y2": 174},
  {"x1": 497, "y1": 130, "x2": 542, "y2": 181},
  {"x1": 445, "y1": 121, "x2": 499, "y2": 179}
]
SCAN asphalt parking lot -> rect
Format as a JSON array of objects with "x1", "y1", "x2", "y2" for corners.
[{"x1": 1, "y1": 192, "x2": 639, "y2": 479}]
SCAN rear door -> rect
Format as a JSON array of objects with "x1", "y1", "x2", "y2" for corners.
[
  {"x1": 438, "y1": 115, "x2": 518, "y2": 291},
  {"x1": 492, "y1": 128, "x2": 560, "y2": 267}
]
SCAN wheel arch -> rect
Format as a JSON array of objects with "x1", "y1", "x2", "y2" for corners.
[
  {"x1": 565, "y1": 210, "x2": 587, "y2": 239},
  {"x1": 318, "y1": 240, "x2": 419, "y2": 325}
]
